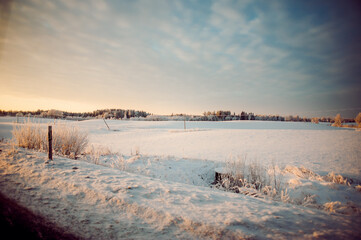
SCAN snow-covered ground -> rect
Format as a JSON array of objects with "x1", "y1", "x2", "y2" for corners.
[
  {"x1": 0, "y1": 117, "x2": 360, "y2": 239},
  {"x1": 76, "y1": 119, "x2": 360, "y2": 179}
]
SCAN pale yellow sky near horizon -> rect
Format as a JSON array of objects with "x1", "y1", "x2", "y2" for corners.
[
  {"x1": 0, "y1": 94, "x2": 200, "y2": 115},
  {"x1": 0, "y1": 95, "x2": 99, "y2": 113}
]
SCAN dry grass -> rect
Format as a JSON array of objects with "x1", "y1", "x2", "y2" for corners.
[
  {"x1": 214, "y1": 156, "x2": 285, "y2": 199},
  {"x1": 12, "y1": 121, "x2": 46, "y2": 150},
  {"x1": 323, "y1": 172, "x2": 350, "y2": 185},
  {"x1": 110, "y1": 155, "x2": 128, "y2": 171},
  {"x1": 284, "y1": 166, "x2": 351, "y2": 185},
  {"x1": 85, "y1": 145, "x2": 112, "y2": 165},
  {"x1": 284, "y1": 166, "x2": 323, "y2": 181},
  {"x1": 12, "y1": 120, "x2": 88, "y2": 159},
  {"x1": 52, "y1": 124, "x2": 88, "y2": 159}
]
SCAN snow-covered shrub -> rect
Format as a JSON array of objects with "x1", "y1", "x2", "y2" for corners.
[
  {"x1": 280, "y1": 189, "x2": 290, "y2": 202},
  {"x1": 355, "y1": 112, "x2": 361, "y2": 128},
  {"x1": 223, "y1": 155, "x2": 246, "y2": 185},
  {"x1": 214, "y1": 156, "x2": 284, "y2": 199},
  {"x1": 283, "y1": 166, "x2": 323, "y2": 181},
  {"x1": 332, "y1": 114, "x2": 342, "y2": 127},
  {"x1": 284, "y1": 166, "x2": 351, "y2": 185},
  {"x1": 85, "y1": 145, "x2": 112, "y2": 165},
  {"x1": 300, "y1": 194, "x2": 317, "y2": 207},
  {"x1": 12, "y1": 120, "x2": 46, "y2": 150},
  {"x1": 12, "y1": 121, "x2": 88, "y2": 159},
  {"x1": 324, "y1": 201, "x2": 342, "y2": 213},
  {"x1": 322, "y1": 200, "x2": 361, "y2": 215},
  {"x1": 248, "y1": 160, "x2": 264, "y2": 189},
  {"x1": 110, "y1": 155, "x2": 128, "y2": 171},
  {"x1": 51, "y1": 124, "x2": 88, "y2": 159},
  {"x1": 323, "y1": 172, "x2": 349, "y2": 185},
  {"x1": 82, "y1": 145, "x2": 128, "y2": 170}
]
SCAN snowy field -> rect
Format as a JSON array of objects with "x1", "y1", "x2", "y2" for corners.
[
  {"x1": 78, "y1": 119, "x2": 360, "y2": 179},
  {"x1": 0, "y1": 117, "x2": 361, "y2": 239}
]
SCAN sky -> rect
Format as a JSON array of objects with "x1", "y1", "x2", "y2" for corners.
[{"x1": 0, "y1": 0, "x2": 360, "y2": 117}]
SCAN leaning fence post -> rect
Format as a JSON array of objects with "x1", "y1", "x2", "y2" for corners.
[
  {"x1": 48, "y1": 125, "x2": 52, "y2": 161},
  {"x1": 103, "y1": 118, "x2": 110, "y2": 131}
]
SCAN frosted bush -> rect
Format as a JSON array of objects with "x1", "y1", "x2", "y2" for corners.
[
  {"x1": 284, "y1": 166, "x2": 351, "y2": 185},
  {"x1": 12, "y1": 120, "x2": 88, "y2": 159},
  {"x1": 224, "y1": 155, "x2": 246, "y2": 184},
  {"x1": 110, "y1": 155, "x2": 128, "y2": 171},
  {"x1": 323, "y1": 172, "x2": 349, "y2": 185},
  {"x1": 324, "y1": 201, "x2": 341, "y2": 213},
  {"x1": 280, "y1": 189, "x2": 290, "y2": 202},
  {"x1": 301, "y1": 194, "x2": 317, "y2": 207},
  {"x1": 284, "y1": 166, "x2": 323, "y2": 181},
  {"x1": 355, "y1": 112, "x2": 361, "y2": 128},
  {"x1": 331, "y1": 114, "x2": 342, "y2": 127},
  {"x1": 215, "y1": 156, "x2": 284, "y2": 200},
  {"x1": 51, "y1": 124, "x2": 88, "y2": 159},
  {"x1": 12, "y1": 120, "x2": 46, "y2": 150},
  {"x1": 85, "y1": 145, "x2": 112, "y2": 165}
]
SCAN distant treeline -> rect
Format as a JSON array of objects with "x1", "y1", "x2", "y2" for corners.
[
  {"x1": 0, "y1": 109, "x2": 149, "y2": 120},
  {"x1": 0, "y1": 109, "x2": 356, "y2": 123},
  {"x1": 191, "y1": 111, "x2": 353, "y2": 122}
]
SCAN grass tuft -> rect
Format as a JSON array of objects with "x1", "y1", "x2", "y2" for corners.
[{"x1": 12, "y1": 120, "x2": 88, "y2": 159}]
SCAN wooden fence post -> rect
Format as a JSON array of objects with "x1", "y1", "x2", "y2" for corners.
[{"x1": 48, "y1": 126, "x2": 52, "y2": 161}]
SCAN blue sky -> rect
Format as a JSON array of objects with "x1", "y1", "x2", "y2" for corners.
[{"x1": 1, "y1": 0, "x2": 360, "y2": 117}]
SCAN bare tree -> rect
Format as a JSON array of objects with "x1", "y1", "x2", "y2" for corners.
[
  {"x1": 355, "y1": 112, "x2": 361, "y2": 128},
  {"x1": 311, "y1": 117, "x2": 319, "y2": 124},
  {"x1": 332, "y1": 114, "x2": 342, "y2": 127}
]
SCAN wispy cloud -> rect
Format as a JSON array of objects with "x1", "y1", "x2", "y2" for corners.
[{"x1": 1, "y1": 0, "x2": 360, "y2": 116}]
